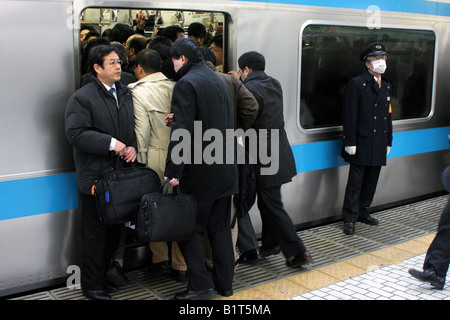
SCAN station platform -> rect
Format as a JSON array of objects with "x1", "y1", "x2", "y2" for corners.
[{"x1": 9, "y1": 195, "x2": 449, "y2": 303}]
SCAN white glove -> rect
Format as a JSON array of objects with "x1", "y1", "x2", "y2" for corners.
[
  {"x1": 345, "y1": 146, "x2": 356, "y2": 155},
  {"x1": 387, "y1": 146, "x2": 391, "y2": 155}
]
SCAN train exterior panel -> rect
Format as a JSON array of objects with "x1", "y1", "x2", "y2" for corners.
[{"x1": 0, "y1": 0, "x2": 449, "y2": 296}]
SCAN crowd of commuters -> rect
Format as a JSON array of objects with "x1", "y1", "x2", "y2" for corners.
[{"x1": 66, "y1": 19, "x2": 448, "y2": 300}]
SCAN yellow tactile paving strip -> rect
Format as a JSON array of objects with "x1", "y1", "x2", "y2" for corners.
[{"x1": 216, "y1": 233, "x2": 435, "y2": 300}]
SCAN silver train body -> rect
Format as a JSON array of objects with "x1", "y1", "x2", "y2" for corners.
[{"x1": 1, "y1": 0, "x2": 449, "y2": 296}]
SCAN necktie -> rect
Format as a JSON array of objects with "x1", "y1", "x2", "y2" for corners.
[{"x1": 109, "y1": 88, "x2": 119, "y2": 108}]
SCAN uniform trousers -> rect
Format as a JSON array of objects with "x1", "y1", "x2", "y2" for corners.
[
  {"x1": 79, "y1": 193, "x2": 121, "y2": 290},
  {"x1": 342, "y1": 163, "x2": 381, "y2": 223},
  {"x1": 257, "y1": 185, "x2": 306, "y2": 258},
  {"x1": 177, "y1": 195, "x2": 235, "y2": 291},
  {"x1": 423, "y1": 195, "x2": 450, "y2": 278}
]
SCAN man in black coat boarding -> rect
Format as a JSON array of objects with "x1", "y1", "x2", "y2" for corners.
[
  {"x1": 164, "y1": 39, "x2": 238, "y2": 300},
  {"x1": 234, "y1": 51, "x2": 312, "y2": 268},
  {"x1": 341, "y1": 42, "x2": 393, "y2": 235}
]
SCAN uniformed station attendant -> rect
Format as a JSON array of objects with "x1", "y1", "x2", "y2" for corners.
[{"x1": 341, "y1": 42, "x2": 393, "y2": 235}]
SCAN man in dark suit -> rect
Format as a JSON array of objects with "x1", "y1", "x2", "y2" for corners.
[
  {"x1": 341, "y1": 42, "x2": 393, "y2": 235},
  {"x1": 234, "y1": 51, "x2": 312, "y2": 268},
  {"x1": 164, "y1": 39, "x2": 238, "y2": 300},
  {"x1": 65, "y1": 45, "x2": 137, "y2": 300},
  {"x1": 408, "y1": 146, "x2": 450, "y2": 290}
]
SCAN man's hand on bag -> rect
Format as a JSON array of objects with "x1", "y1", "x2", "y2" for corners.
[
  {"x1": 122, "y1": 146, "x2": 136, "y2": 163},
  {"x1": 164, "y1": 177, "x2": 179, "y2": 186},
  {"x1": 114, "y1": 140, "x2": 136, "y2": 162},
  {"x1": 345, "y1": 146, "x2": 356, "y2": 155},
  {"x1": 114, "y1": 140, "x2": 127, "y2": 157}
]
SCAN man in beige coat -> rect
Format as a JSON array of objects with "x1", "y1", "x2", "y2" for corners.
[{"x1": 128, "y1": 48, "x2": 187, "y2": 282}]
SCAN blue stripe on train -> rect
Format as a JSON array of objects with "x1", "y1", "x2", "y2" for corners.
[
  {"x1": 0, "y1": 126, "x2": 449, "y2": 221},
  {"x1": 292, "y1": 126, "x2": 450, "y2": 173},
  {"x1": 235, "y1": 0, "x2": 450, "y2": 17},
  {"x1": 0, "y1": 173, "x2": 78, "y2": 221}
]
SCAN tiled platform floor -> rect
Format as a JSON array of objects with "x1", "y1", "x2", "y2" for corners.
[{"x1": 10, "y1": 195, "x2": 449, "y2": 301}]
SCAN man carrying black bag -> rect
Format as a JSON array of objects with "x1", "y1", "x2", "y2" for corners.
[
  {"x1": 164, "y1": 39, "x2": 238, "y2": 300},
  {"x1": 65, "y1": 45, "x2": 137, "y2": 300}
]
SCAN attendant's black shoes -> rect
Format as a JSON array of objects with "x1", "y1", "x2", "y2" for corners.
[
  {"x1": 408, "y1": 268, "x2": 445, "y2": 290},
  {"x1": 237, "y1": 248, "x2": 262, "y2": 264},
  {"x1": 82, "y1": 289, "x2": 112, "y2": 300},
  {"x1": 173, "y1": 288, "x2": 217, "y2": 300},
  {"x1": 173, "y1": 270, "x2": 188, "y2": 282},
  {"x1": 107, "y1": 261, "x2": 128, "y2": 287},
  {"x1": 358, "y1": 216, "x2": 379, "y2": 225},
  {"x1": 343, "y1": 222, "x2": 355, "y2": 235},
  {"x1": 286, "y1": 252, "x2": 312, "y2": 268},
  {"x1": 260, "y1": 245, "x2": 281, "y2": 257}
]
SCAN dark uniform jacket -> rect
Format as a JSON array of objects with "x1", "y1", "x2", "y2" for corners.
[
  {"x1": 243, "y1": 70, "x2": 297, "y2": 189},
  {"x1": 65, "y1": 77, "x2": 136, "y2": 195},
  {"x1": 341, "y1": 70, "x2": 393, "y2": 166},
  {"x1": 164, "y1": 59, "x2": 238, "y2": 201}
]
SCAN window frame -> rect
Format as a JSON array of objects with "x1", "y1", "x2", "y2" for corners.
[{"x1": 297, "y1": 20, "x2": 438, "y2": 135}]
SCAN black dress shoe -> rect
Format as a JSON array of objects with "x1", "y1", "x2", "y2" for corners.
[
  {"x1": 343, "y1": 222, "x2": 355, "y2": 235},
  {"x1": 408, "y1": 268, "x2": 445, "y2": 290},
  {"x1": 149, "y1": 260, "x2": 171, "y2": 275},
  {"x1": 105, "y1": 282, "x2": 120, "y2": 293},
  {"x1": 357, "y1": 216, "x2": 379, "y2": 225},
  {"x1": 237, "y1": 248, "x2": 262, "y2": 264},
  {"x1": 172, "y1": 269, "x2": 188, "y2": 282},
  {"x1": 173, "y1": 288, "x2": 217, "y2": 300},
  {"x1": 82, "y1": 289, "x2": 112, "y2": 300},
  {"x1": 107, "y1": 261, "x2": 128, "y2": 287},
  {"x1": 260, "y1": 245, "x2": 281, "y2": 257},
  {"x1": 216, "y1": 288, "x2": 233, "y2": 297},
  {"x1": 286, "y1": 252, "x2": 312, "y2": 268}
]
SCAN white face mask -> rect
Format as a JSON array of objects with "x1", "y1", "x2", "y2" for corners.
[{"x1": 370, "y1": 59, "x2": 387, "y2": 74}]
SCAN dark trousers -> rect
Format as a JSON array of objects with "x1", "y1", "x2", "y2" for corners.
[
  {"x1": 79, "y1": 193, "x2": 121, "y2": 290},
  {"x1": 178, "y1": 195, "x2": 235, "y2": 291},
  {"x1": 237, "y1": 212, "x2": 259, "y2": 253},
  {"x1": 342, "y1": 164, "x2": 381, "y2": 223},
  {"x1": 423, "y1": 196, "x2": 450, "y2": 278},
  {"x1": 257, "y1": 185, "x2": 306, "y2": 258}
]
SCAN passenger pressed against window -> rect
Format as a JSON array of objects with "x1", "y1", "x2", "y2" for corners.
[
  {"x1": 300, "y1": 25, "x2": 435, "y2": 129},
  {"x1": 78, "y1": 8, "x2": 225, "y2": 76}
]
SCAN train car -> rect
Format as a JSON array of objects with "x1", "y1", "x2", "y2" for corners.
[{"x1": 0, "y1": 0, "x2": 449, "y2": 297}]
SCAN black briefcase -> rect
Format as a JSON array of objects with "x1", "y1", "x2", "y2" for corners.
[
  {"x1": 136, "y1": 180, "x2": 197, "y2": 242},
  {"x1": 93, "y1": 162, "x2": 161, "y2": 225}
]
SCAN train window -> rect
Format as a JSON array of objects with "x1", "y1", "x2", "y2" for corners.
[
  {"x1": 300, "y1": 25, "x2": 435, "y2": 130},
  {"x1": 78, "y1": 8, "x2": 225, "y2": 79}
]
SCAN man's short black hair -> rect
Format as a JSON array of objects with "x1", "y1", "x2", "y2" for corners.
[
  {"x1": 170, "y1": 38, "x2": 202, "y2": 61},
  {"x1": 88, "y1": 45, "x2": 118, "y2": 76},
  {"x1": 109, "y1": 23, "x2": 134, "y2": 44},
  {"x1": 161, "y1": 25, "x2": 185, "y2": 42},
  {"x1": 136, "y1": 49, "x2": 162, "y2": 74},
  {"x1": 187, "y1": 22, "x2": 206, "y2": 38},
  {"x1": 148, "y1": 36, "x2": 172, "y2": 60},
  {"x1": 238, "y1": 51, "x2": 265, "y2": 71},
  {"x1": 209, "y1": 34, "x2": 223, "y2": 49}
]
